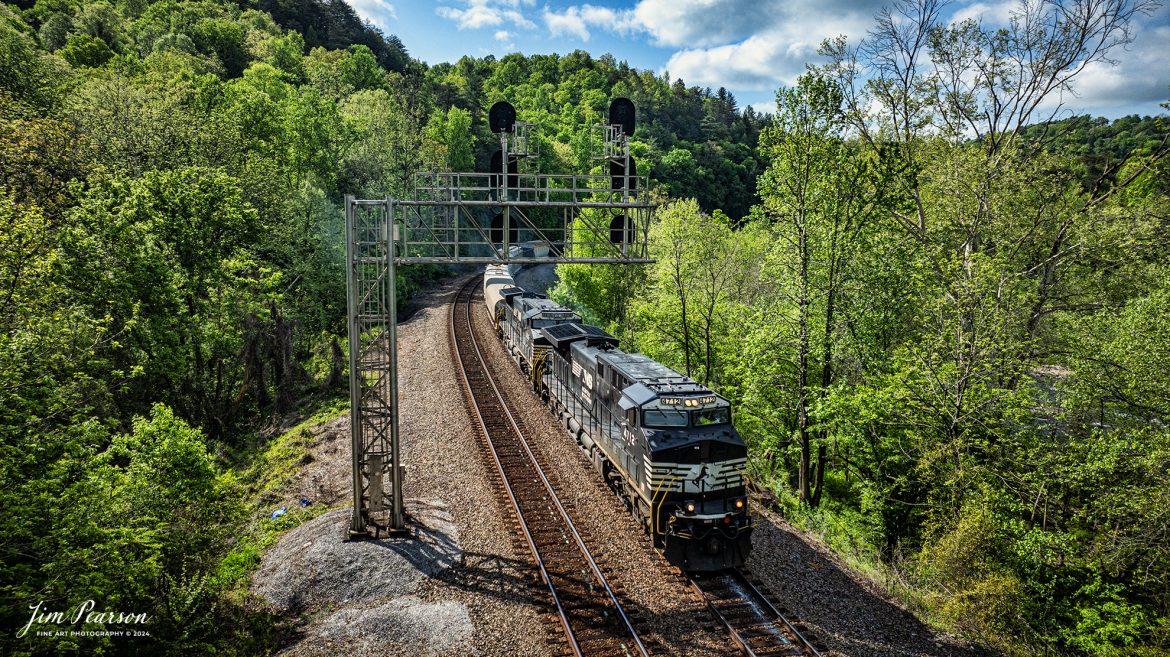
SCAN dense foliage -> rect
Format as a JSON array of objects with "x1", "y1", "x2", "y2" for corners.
[
  {"x1": 421, "y1": 51, "x2": 768, "y2": 219},
  {"x1": 551, "y1": 1, "x2": 1170, "y2": 655},
  {"x1": 0, "y1": 0, "x2": 771, "y2": 652},
  {"x1": 0, "y1": 0, "x2": 430, "y2": 652},
  {"x1": 3, "y1": 0, "x2": 1167, "y2": 653}
]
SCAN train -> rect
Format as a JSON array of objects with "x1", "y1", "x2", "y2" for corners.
[{"x1": 483, "y1": 258, "x2": 753, "y2": 571}]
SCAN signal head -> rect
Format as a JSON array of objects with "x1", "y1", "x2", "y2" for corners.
[
  {"x1": 609, "y1": 97, "x2": 636, "y2": 136},
  {"x1": 489, "y1": 101, "x2": 517, "y2": 134}
]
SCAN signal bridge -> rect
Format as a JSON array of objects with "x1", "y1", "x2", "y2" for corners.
[{"x1": 344, "y1": 98, "x2": 654, "y2": 537}]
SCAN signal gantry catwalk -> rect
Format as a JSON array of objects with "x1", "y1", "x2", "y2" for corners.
[{"x1": 345, "y1": 97, "x2": 654, "y2": 536}]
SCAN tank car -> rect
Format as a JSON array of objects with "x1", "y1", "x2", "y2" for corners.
[{"x1": 483, "y1": 264, "x2": 752, "y2": 571}]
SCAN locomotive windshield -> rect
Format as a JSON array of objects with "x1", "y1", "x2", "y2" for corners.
[
  {"x1": 643, "y1": 409, "x2": 688, "y2": 427},
  {"x1": 643, "y1": 403, "x2": 731, "y2": 428},
  {"x1": 693, "y1": 408, "x2": 730, "y2": 426}
]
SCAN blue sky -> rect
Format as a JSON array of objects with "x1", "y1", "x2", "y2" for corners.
[{"x1": 350, "y1": 0, "x2": 1170, "y2": 120}]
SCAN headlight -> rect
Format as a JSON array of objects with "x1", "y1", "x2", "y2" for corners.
[
  {"x1": 734, "y1": 498, "x2": 745, "y2": 509},
  {"x1": 684, "y1": 501, "x2": 696, "y2": 514}
]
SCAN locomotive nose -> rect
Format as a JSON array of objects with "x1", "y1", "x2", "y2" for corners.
[{"x1": 702, "y1": 535, "x2": 723, "y2": 555}]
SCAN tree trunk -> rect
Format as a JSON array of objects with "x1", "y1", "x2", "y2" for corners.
[
  {"x1": 797, "y1": 219, "x2": 812, "y2": 505},
  {"x1": 703, "y1": 314, "x2": 713, "y2": 385},
  {"x1": 811, "y1": 444, "x2": 827, "y2": 507},
  {"x1": 326, "y1": 337, "x2": 345, "y2": 389},
  {"x1": 822, "y1": 267, "x2": 836, "y2": 391},
  {"x1": 678, "y1": 281, "x2": 692, "y2": 377},
  {"x1": 808, "y1": 263, "x2": 838, "y2": 508},
  {"x1": 271, "y1": 303, "x2": 295, "y2": 414}
]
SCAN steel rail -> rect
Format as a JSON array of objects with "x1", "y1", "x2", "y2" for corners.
[
  {"x1": 732, "y1": 569, "x2": 821, "y2": 657},
  {"x1": 450, "y1": 277, "x2": 650, "y2": 657},
  {"x1": 449, "y1": 280, "x2": 582, "y2": 657},
  {"x1": 691, "y1": 568, "x2": 822, "y2": 657}
]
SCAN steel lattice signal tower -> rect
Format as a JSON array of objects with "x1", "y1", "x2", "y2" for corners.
[{"x1": 344, "y1": 101, "x2": 653, "y2": 536}]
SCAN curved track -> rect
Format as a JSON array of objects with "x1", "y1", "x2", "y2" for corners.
[
  {"x1": 691, "y1": 569, "x2": 822, "y2": 657},
  {"x1": 450, "y1": 277, "x2": 650, "y2": 657}
]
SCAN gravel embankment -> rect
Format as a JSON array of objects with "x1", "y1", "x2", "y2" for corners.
[
  {"x1": 747, "y1": 511, "x2": 976, "y2": 657},
  {"x1": 396, "y1": 275, "x2": 553, "y2": 657},
  {"x1": 255, "y1": 503, "x2": 460, "y2": 615},
  {"x1": 253, "y1": 275, "x2": 551, "y2": 657}
]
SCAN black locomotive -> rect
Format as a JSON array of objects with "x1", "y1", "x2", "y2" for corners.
[{"x1": 484, "y1": 262, "x2": 752, "y2": 571}]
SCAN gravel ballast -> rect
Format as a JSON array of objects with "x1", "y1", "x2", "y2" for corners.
[
  {"x1": 291, "y1": 597, "x2": 474, "y2": 657},
  {"x1": 747, "y1": 510, "x2": 976, "y2": 657}
]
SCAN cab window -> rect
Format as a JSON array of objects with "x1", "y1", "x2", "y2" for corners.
[
  {"x1": 692, "y1": 407, "x2": 730, "y2": 426},
  {"x1": 642, "y1": 409, "x2": 688, "y2": 427}
]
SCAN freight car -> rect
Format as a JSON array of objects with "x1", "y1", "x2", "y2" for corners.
[{"x1": 484, "y1": 264, "x2": 752, "y2": 571}]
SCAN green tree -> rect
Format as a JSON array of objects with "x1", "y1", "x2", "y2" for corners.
[
  {"x1": 629, "y1": 199, "x2": 764, "y2": 384},
  {"x1": 59, "y1": 168, "x2": 262, "y2": 430},
  {"x1": 0, "y1": 6, "x2": 70, "y2": 110},
  {"x1": 340, "y1": 44, "x2": 382, "y2": 91},
  {"x1": 58, "y1": 33, "x2": 114, "y2": 67},
  {"x1": 755, "y1": 72, "x2": 875, "y2": 506},
  {"x1": 340, "y1": 86, "x2": 429, "y2": 196},
  {"x1": 443, "y1": 105, "x2": 474, "y2": 172}
]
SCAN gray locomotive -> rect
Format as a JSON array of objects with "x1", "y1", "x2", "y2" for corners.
[{"x1": 484, "y1": 262, "x2": 752, "y2": 571}]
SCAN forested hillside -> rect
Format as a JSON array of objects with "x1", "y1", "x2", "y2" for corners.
[
  {"x1": 550, "y1": 2, "x2": 1170, "y2": 655},
  {"x1": 2, "y1": 0, "x2": 1168, "y2": 654},
  {"x1": 0, "y1": 0, "x2": 766, "y2": 653},
  {"x1": 423, "y1": 53, "x2": 768, "y2": 219}
]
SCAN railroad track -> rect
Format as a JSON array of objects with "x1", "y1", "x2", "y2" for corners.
[
  {"x1": 691, "y1": 569, "x2": 822, "y2": 657},
  {"x1": 450, "y1": 278, "x2": 650, "y2": 657}
]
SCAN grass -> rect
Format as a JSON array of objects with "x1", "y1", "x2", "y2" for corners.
[
  {"x1": 215, "y1": 396, "x2": 347, "y2": 590},
  {"x1": 749, "y1": 458, "x2": 938, "y2": 625}
]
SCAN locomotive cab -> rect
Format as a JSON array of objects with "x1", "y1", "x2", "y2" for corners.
[{"x1": 617, "y1": 382, "x2": 753, "y2": 571}]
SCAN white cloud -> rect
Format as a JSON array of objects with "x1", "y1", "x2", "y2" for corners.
[
  {"x1": 541, "y1": 4, "x2": 638, "y2": 42},
  {"x1": 494, "y1": 30, "x2": 516, "y2": 49},
  {"x1": 503, "y1": 9, "x2": 536, "y2": 29},
  {"x1": 543, "y1": 6, "x2": 591, "y2": 40},
  {"x1": 634, "y1": 0, "x2": 778, "y2": 48},
  {"x1": 436, "y1": 0, "x2": 535, "y2": 31},
  {"x1": 1057, "y1": 23, "x2": 1170, "y2": 116},
  {"x1": 535, "y1": 0, "x2": 876, "y2": 90},
  {"x1": 437, "y1": 4, "x2": 499, "y2": 29},
  {"x1": 950, "y1": 0, "x2": 1017, "y2": 26},
  {"x1": 579, "y1": 4, "x2": 637, "y2": 32},
  {"x1": 749, "y1": 99, "x2": 776, "y2": 116},
  {"x1": 347, "y1": 0, "x2": 397, "y2": 31},
  {"x1": 666, "y1": 35, "x2": 795, "y2": 90},
  {"x1": 533, "y1": 0, "x2": 1166, "y2": 118},
  {"x1": 660, "y1": 4, "x2": 874, "y2": 90}
]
